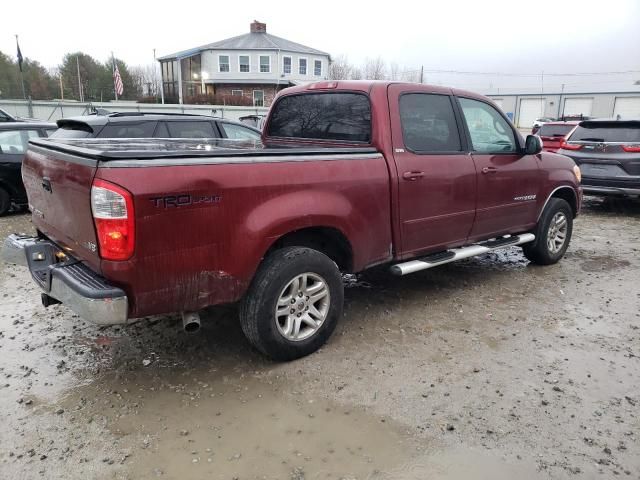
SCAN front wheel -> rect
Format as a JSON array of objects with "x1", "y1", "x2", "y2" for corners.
[
  {"x1": 522, "y1": 198, "x2": 573, "y2": 265},
  {"x1": 239, "y1": 247, "x2": 344, "y2": 361}
]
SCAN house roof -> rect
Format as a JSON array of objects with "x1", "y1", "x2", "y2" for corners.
[{"x1": 158, "y1": 32, "x2": 330, "y2": 60}]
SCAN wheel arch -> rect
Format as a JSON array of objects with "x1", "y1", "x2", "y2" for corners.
[
  {"x1": 263, "y1": 226, "x2": 354, "y2": 273},
  {"x1": 538, "y1": 186, "x2": 579, "y2": 220}
]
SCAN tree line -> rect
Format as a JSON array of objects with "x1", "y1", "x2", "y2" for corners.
[
  {"x1": 0, "y1": 50, "x2": 159, "y2": 102},
  {"x1": 329, "y1": 55, "x2": 422, "y2": 82}
]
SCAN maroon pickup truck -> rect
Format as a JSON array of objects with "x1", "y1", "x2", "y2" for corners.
[{"x1": 3, "y1": 81, "x2": 582, "y2": 360}]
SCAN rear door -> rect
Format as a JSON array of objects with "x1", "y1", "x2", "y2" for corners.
[
  {"x1": 457, "y1": 97, "x2": 540, "y2": 240},
  {"x1": 388, "y1": 86, "x2": 477, "y2": 257}
]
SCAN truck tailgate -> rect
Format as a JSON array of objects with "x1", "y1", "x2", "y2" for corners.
[{"x1": 22, "y1": 144, "x2": 101, "y2": 272}]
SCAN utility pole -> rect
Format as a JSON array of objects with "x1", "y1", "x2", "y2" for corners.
[
  {"x1": 420, "y1": 65, "x2": 424, "y2": 84},
  {"x1": 76, "y1": 56, "x2": 83, "y2": 102},
  {"x1": 59, "y1": 76, "x2": 64, "y2": 100},
  {"x1": 155, "y1": 48, "x2": 164, "y2": 104}
]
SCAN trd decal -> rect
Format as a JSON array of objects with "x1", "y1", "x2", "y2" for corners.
[{"x1": 150, "y1": 194, "x2": 222, "y2": 208}]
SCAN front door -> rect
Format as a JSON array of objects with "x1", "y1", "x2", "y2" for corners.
[
  {"x1": 457, "y1": 97, "x2": 540, "y2": 241},
  {"x1": 389, "y1": 86, "x2": 477, "y2": 258}
]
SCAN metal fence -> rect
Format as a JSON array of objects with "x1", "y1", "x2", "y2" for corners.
[{"x1": 0, "y1": 99, "x2": 269, "y2": 123}]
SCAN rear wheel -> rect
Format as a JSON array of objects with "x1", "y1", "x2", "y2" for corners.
[
  {"x1": 239, "y1": 247, "x2": 343, "y2": 361},
  {"x1": 523, "y1": 198, "x2": 573, "y2": 265},
  {"x1": 0, "y1": 187, "x2": 10, "y2": 216}
]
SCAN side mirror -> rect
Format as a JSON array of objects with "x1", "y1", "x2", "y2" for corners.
[{"x1": 525, "y1": 134, "x2": 543, "y2": 155}]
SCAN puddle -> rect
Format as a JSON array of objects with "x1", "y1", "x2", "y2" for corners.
[
  {"x1": 59, "y1": 372, "x2": 422, "y2": 480},
  {"x1": 580, "y1": 255, "x2": 631, "y2": 272}
]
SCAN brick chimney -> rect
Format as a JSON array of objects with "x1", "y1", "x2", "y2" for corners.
[{"x1": 250, "y1": 20, "x2": 266, "y2": 33}]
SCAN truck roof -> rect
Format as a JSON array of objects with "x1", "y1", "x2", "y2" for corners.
[{"x1": 279, "y1": 80, "x2": 490, "y2": 103}]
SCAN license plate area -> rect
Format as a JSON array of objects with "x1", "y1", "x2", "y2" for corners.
[
  {"x1": 580, "y1": 163, "x2": 626, "y2": 177},
  {"x1": 25, "y1": 242, "x2": 74, "y2": 292}
]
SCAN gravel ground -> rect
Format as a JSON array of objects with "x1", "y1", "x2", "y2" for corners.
[{"x1": 0, "y1": 196, "x2": 638, "y2": 480}]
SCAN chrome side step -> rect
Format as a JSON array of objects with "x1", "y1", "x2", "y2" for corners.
[{"x1": 390, "y1": 233, "x2": 536, "y2": 276}]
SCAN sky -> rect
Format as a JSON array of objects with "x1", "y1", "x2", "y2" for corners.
[{"x1": 2, "y1": 0, "x2": 639, "y2": 94}]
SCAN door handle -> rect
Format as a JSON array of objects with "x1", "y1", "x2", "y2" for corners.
[
  {"x1": 403, "y1": 171, "x2": 425, "y2": 181},
  {"x1": 481, "y1": 167, "x2": 497, "y2": 174}
]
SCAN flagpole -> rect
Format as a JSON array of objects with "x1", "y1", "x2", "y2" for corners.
[
  {"x1": 112, "y1": 52, "x2": 118, "y2": 101},
  {"x1": 15, "y1": 35, "x2": 26, "y2": 100}
]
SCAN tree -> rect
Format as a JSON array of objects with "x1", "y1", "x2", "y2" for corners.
[
  {"x1": 22, "y1": 59, "x2": 57, "y2": 99},
  {"x1": 363, "y1": 56, "x2": 386, "y2": 80},
  {"x1": 0, "y1": 50, "x2": 19, "y2": 98},
  {"x1": 328, "y1": 55, "x2": 353, "y2": 80},
  {"x1": 59, "y1": 52, "x2": 107, "y2": 101}
]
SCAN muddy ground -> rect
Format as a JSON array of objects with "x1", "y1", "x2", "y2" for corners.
[{"x1": 0, "y1": 197, "x2": 638, "y2": 480}]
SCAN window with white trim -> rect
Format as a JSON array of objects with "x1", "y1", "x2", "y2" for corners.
[
  {"x1": 299, "y1": 58, "x2": 307, "y2": 75},
  {"x1": 218, "y1": 55, "x2": 229, "y2": 72},
  {"x1": 253, "y1": 90, "x2": 264, "y2": 107},
  {"x1": 259, "y1": 55, "x2": 270, "y2": 73},
  {"x1": 314, "y1": 60, "x2": 322, "y2": 76},
  {"x1": 231, "y1": 89, "x2": 243, "y2": 96},
  {"x1": 239, "y1": 55, "x2": 250, "y2": 73},
  {"x1": 283, "y1": 56, "x2": 292, "y2": 74}
]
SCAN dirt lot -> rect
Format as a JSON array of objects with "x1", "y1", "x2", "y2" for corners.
[{"x1": 0, "y1": 197, "x2": 638, "y2": 480}]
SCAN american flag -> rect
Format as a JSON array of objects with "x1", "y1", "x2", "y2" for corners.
[{"x1": 113, "y1": 63, "x2": 124, "y2": 97}]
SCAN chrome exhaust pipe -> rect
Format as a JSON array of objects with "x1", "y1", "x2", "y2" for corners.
[{"x1": 182, "y1": 311, "x2": 201, "y2": 333}]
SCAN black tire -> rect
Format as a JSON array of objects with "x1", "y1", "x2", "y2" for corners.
[
  {"x1": 0, "y1": 187, "x2": 10, "y2": 216},
  {"x1": 239, "y1": 247, "x2": 344, "y2": 361},
  {"x1": 523, "y1": 198, "x2": 573, "y2": 265}
]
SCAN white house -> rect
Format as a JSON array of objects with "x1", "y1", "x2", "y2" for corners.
[{"x1": 158, "y1": 21, "x2": 331, "y2": 106}]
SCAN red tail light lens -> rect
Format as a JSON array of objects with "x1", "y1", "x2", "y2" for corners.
[
  {"x1": 622, "y1": 144, "x2": 640, "y2": 152},
  {"x1": 91, "y1": 179, "x2": 135, "y2": 261},
  {"x1": 560, "y1": 140, "x2": 582, "y2": 151}
]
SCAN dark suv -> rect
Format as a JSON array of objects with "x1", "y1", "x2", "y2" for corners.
[
  {"x1": 50, "y1": 112, "x2": 262, "y2": 141},
  {"x1": 558, "y1": 119, "x2": 640, "y2": 197}
]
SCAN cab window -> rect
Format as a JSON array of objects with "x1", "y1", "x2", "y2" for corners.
[{"x1": 458, "y1": 98, "x2": 517, "y2": 153}]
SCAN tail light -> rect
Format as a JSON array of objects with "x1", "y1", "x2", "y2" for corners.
[
  {"x1": 91, "y1": 179, "x2": 135, "y2": 261},
  {"x1": 622, "y1": 144, "x2": 640, "y2": 152},
  {"x1": 560, "y1": 140, "x2": 582, "y2": 151}
]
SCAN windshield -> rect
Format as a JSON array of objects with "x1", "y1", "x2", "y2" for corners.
[{"x1": 569, "y1": 123, "x2": 640, "y2": 142}]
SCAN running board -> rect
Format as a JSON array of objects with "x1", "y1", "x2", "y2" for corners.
[{"x1": 390, "y1": 233, "x2": 536, "y2": 276}]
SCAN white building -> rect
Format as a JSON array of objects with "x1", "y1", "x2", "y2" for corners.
[{"x1": 157, "y1": 21, "x2": 331, "y2": 106}]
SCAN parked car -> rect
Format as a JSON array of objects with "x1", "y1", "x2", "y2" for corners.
[
  {"x1": 0, "y1": 122, "x2": 56, "y2": 215},
  {"x1": 238, "y1": 114, "x2": 266, "y2": 131},
  {"x1": 0, "y1": 108, "x2": 18, "y2": 123},
  {"x1": 558, "y1": 118, "x2": 640, "y2": 197},
  {"x1": 50, "y1": 112, "x2": 262, "y2": 141},
  {"x1": 3, "y1": 81, "x2": 581, "y2": 360},
  {"x1": 531, "y1": 117, "x2": 555, "y2": 134},
  {"x1": 536, "y1": 121, "x2": 579, "y2": 153}
]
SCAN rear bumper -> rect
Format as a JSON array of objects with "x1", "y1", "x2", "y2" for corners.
[
  {"x1": 2, "y1": 234, "x2": 129, "y2": 325},
  {"x1": 582, "y1": 177, "x2": 640, "y2": 197}
]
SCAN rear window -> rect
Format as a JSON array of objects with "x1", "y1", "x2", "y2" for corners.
[
  {"x1": 267, "y1": 92, "x2": 371, "y2": 142},
  {"x1": 167, "y1": 121, "x2": 216, "y2": 138},
  {"x1": 570, "y1": 123, "x2": 640, "y2": 142},
  {"x1": 49, "y1": 128, "x2": 92, "y2": 139},
  {"x1": 538, "y1": 124, "x2": 575, "y2": 137},
  {"x1": 98, "y1": 122, "x2": 157, "y2": 138}
]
